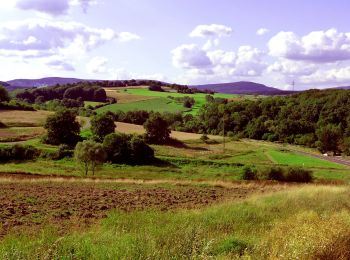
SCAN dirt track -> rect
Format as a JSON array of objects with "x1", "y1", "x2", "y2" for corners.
[{"x1": 0, "y1": 173, "x2": 288, "y2": 237}]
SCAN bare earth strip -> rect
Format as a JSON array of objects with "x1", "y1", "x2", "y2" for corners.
[{"x1": 0, "y1": 172, "x2": 290, "y2": 237}]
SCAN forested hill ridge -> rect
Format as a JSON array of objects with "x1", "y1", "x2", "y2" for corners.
[
  {"x1": 3, "y1": 77, "x2": 291, "y2": 95},
  {"x1": 191, "y1": 81, "x2": 295, "y2": 95}
]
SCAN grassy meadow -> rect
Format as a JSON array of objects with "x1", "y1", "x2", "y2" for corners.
[
  {"x1": 97, "y1": 88, "x2": 248, "y2": 115},
  {"x1": 1, "y1": 108, "x2": 350, "y2": 259}
]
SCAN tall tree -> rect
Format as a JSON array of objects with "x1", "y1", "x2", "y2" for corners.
[
  {"x1": 143, "y1": 113, "x2": 170, "y2": 143},
  {"x1": 0, "y1": 85, "x2": 10, "y2": 102},
  {"x1": 44, "y1": 109, "x2": 81, "y2": 145},
  {"x1": 74, "y1": 140, "x2": 106, "y2": 175},
  {"x1": 91, "y1": 113, "x2": 116, "y2": 142}
]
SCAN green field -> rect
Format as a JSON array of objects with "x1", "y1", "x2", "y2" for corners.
[
  {"x1": 97, "y1": 97, "x2": 190, "y2": 114},
  {"x1": 98, "y1": 88, "x2": 245, "y2": 115}
]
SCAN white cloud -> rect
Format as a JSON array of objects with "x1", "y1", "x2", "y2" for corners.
[
  {"x1": 118, "y1": 32, "x2": 141, "y2": 42},
  {"x1": 86, "y1": 56, "x2": 108, "y2": 74},
  {"x1": 267, "y1": 59, "x2": 317, "y2": 76},
  {"x1": 172, "y1": 43, "x2": 267, "y2": 84},
  {"x1": 0, "y1": 19, "x2": 140, "y2": 59},
  {"x1": 15, "y1": 0, "x2": 99, "y2": 16},
  {"x1": 268, "y1": 29, "x2": 350, "y2": 63},
  {"x1": 256, "y1": 28, "x2": 269, "y2": 36},
  {"x1": 172, "y1": 44, "x2": 212, "y2": 69},
  {"x1": 300, "y1": 66, "x2": 350, "y2": 85},
  {"x1": 189, "y1": 24, "x2": 232, "y2": 38}
]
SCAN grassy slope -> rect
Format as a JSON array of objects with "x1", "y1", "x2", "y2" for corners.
[
  {"x1": 97, "y1": 88, "x2": 243, "y2": 115},
  {"x1": 96, "y1": 97, "x2": 190, "y2": 114},
  {"x1": 1, "y1": 138, "x2": 349, "y2": 182},
  {"x1": 1, "y1": 186, "x2": 349, "y2": 259}
]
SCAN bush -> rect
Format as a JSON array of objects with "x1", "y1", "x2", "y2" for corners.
[
  {"x1": 284, "y1": 167, "x2": 313, "y2": 183},
  {"x1": 103, "y1": 133, "x2": 154, "y2": 164},
  {"x1": 264, "y1": 167, "x2": 285, "y2": 181},
  {"x1": 241, "y1": 166, "x2": 258, "y2": 180},
  {"x1": 0, "y1": 145, "x2": 40, "y2": 162}
]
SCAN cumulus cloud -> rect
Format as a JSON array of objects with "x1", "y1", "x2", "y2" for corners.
[
  {"x1": 172, "y1": 42, "x2": 267, "y2": 84},
  {"x1": 300, "y1": 66, "x2": 350, "y2": 85},
  {"x1": 268, "y1": 29, "x2": 350, "y2": 63},
  {"x1": 0, "y1": 19, "x2": 140, "y2": 59},
  {"x1": 189, "y1": 24, "x2": 232, "y2": 38},
  {"x1": 256, "y1": 28, "x2": 269, "y2": 36},
  {"x1": 267, "y1": 59, "x2": 317, "y2": 76},
  {"x1": 16, "y1": 0, "x2": 69, "y2": 16},
  {"x1": 172, "y1": 44, "x2": 212, "y2": 69},
  {"x1": 15, "y1": 0, "x2": 98, "y2": 15}
]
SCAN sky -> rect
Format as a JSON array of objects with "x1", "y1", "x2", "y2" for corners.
[{"x1": 0, "y1": 0, "x2": 350, "y2": 90}]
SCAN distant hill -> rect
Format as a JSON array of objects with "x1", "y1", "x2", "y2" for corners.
[
  {"x1": 335, "y1": 86, "x2": 350, "y2": 90},
  {"x1": 192, "y1": 81, "x2": 294, "y2": 95},
  {"x1": 6, "y1": 77, "x2": 91, "y2": 89}
]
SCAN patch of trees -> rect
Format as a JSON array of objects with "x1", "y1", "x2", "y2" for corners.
[
  {"x1": 16, "y1": 83, "x2": 108, "y2": 103},
  {"x1": 103, "y1": 133, "x2": 154, "y2": 164},
  {"x1": 197, "y1": 89, "x2": 350, "y2": 154},
  {"x1": 0, "y1": 145, "x2": 40, "y2": 162},
  {"x1": 143, "y1": 113, "x2": 171, "y2": 144},
  {"x1": 149, "y1": 85, "x2": 164, "y2": 92},
  {"x1": 168, "y1": 96, "x2": 195, "y2": 108}
]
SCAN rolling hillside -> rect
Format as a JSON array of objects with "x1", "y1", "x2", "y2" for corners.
[{"x1": 192, "y1": 81, "x2": 294, "y2": 95}]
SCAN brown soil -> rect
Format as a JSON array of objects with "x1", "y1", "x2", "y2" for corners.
[{"x1": 0, "y1": 174, "x2": 287, "y2": 237}]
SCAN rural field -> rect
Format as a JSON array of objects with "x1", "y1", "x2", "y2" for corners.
[
  {"x1": 97, "y1": 87, "x2": 250, "y2": 114},
  {"x1": 1, "y1": 108, "x2": 350, "y2": 258}
]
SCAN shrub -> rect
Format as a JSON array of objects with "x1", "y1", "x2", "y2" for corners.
[
  {"x1": 264, "y1": 167, "x2": 285, "y2": 181},
  {"x1": 200, "y1": 134, "x2": 209, "y2": 142},
  {"x1": 284, "y1": 167, "x2": 313, "y2": 183},
  {"x1": 0, "y1": 145, "x2": 40, "y2": 162},
  {"x1": 241, "y1": 166, "x2": 258, "y2": 180},
  {"x1": 103, "y1": 133, "x2": 154, "y2": 164}
]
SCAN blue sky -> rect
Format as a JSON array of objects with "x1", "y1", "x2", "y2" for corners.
[{"x1": 0, "y1": 0, "x2": 350, "y2": 90}]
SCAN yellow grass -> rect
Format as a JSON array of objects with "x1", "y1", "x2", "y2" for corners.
[
  {"x1": 0, "y1": 127, "x2": 45, "y2": 142},
  {"x1": 0, "y1": 110, "x2": 53, "y2": 127}
]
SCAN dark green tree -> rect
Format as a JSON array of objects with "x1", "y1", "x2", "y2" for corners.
[
  {"x1": 129, "y1": 135, "x2": 154, "y2": 163},
  {"x1": 44, "y1": 109, "x2": 81, "y2": 145},
  {"x1": 91, "y1": 113, "x2": 116, "y2": 142},
  {"x1": 143, "y1": 113, "x2": 170, "y2": 143},
  {"x1": 103, "y1": 133, "x2": 130, "y2": 163},
  {"x1": 0, "y1": 85, "x2": 10, "y2": 102},
  {"x1": 316, "y1": 124, "x2": 342, "y2": 154}
]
